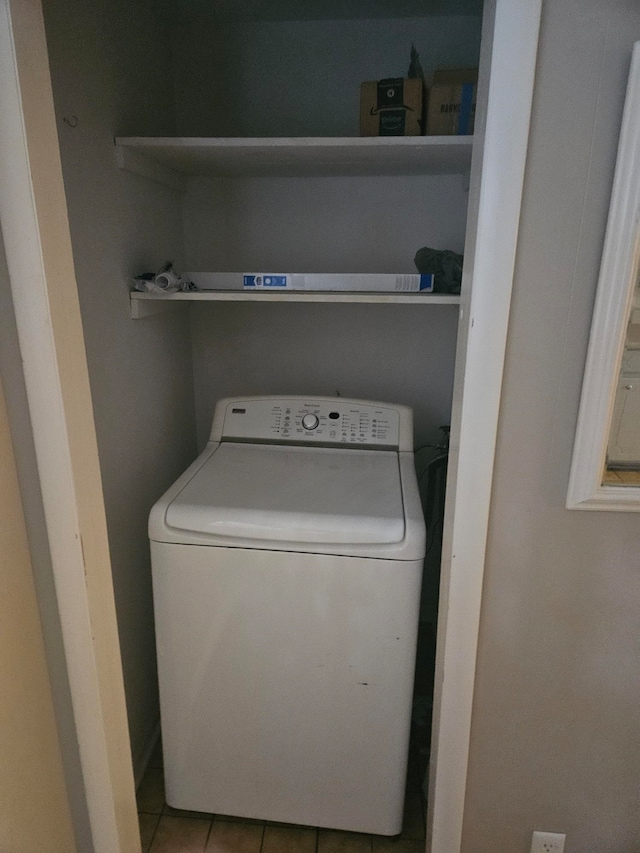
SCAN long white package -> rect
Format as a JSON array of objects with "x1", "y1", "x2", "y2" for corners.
[{"x1": 186, "y1": 272, "x2": 434, "y2": 293}]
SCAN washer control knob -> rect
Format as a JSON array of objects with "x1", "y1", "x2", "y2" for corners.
[{"x1": 302, "y1": 413, "x2": 319, "y2": 430}]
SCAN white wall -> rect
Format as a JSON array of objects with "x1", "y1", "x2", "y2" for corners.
[
  {"x1": 42, "y1": 0, "x2": 198, "y2": 772},
  {"x1": 184, "y1": 170, "x2": 464, "y2": 443},
  {"x1": 0, "y1": 380, "x2": 77, "y2": 853},
  {"x1": 40, "y1": 0, "x2": 480, "y2": 774},
  {"x1": 461, "y1": 1, "x2": 640, "y2": 850},
  {"x1": 177, "y1": 12, "x2": 477, "y2": 446},
  {"x1": 0, "y1": 227, "x2": 82, "y2": 852},
  {"x1": 190, "y1": 302, "x2": 459, "y2": 448},
  {"x1": 173, "y1": 15, "x2": 482, "y2": 137},
  {"x1": 0, "y1": 234, "x2": 76, "y2": 852},
  {"x1": 183, "y1": 174, "x2": 468, "y2": 273},
  {"x1": 0, "y1": 224, "x2": 93, "y2": 848}
]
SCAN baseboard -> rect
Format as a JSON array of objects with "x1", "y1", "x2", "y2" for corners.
[{"x1": 133, "y1": 718, "x2": 161, "y2": 790}]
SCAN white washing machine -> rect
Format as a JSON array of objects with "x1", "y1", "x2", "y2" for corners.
[{"x1": 149, "y1": 396, "x2": 426, "y2": 835}]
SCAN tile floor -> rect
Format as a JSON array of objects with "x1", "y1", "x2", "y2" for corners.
[{"x1": 137, "y1": 740, "x2": 426, "y2": 853}]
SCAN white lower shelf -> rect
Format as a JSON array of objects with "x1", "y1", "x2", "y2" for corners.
[{"x1": 130, "y1": 290, "x2": 461, "y2": 318}]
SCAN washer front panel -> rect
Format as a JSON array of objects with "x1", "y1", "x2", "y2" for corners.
[
  {"x1": 152, "y1": 542, "x2": 422, "y2": 833},
  {"x1": 219, "y1": 398, "x2": 401, "y2": 447}
]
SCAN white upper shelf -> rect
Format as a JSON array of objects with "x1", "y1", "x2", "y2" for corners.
[{"x1": 115, "y1": 136, "x2": 473, "y2": 181}]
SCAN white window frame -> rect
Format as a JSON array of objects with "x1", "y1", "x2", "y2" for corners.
[{"x1": 567, "y1": 42, "x2": 640, "y2": 512}]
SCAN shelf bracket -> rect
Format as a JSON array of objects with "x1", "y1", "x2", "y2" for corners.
[
  {"x1": 130, "y1": 295, "x2": 189, "y2": 319},
  {"x1": 116, "y1": 145, "x2": 187, "y2": 192}
]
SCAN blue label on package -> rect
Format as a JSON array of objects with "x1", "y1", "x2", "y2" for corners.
[
  {"x1": 419, "y1": 274, "x2": 435, "y2": 291},
  {"x1": 244, "y1": 274, "x2": 288, "y2": 288}
]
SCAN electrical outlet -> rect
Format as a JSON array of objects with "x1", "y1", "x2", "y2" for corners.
[{"x1": 530, "y1": 831, "x2": 566, "y2": 853}]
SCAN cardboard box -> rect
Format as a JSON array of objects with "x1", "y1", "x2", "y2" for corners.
[
  {"x1": 360, "y1": 77, "x2": 424, "y2": 136},
  {"x1": 426, "y1": 69, "x2": 478, "y2": 136}
]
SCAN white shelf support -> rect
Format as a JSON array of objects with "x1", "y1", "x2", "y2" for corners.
[
  {"x1": 129, "y1": 296, "x2": 190, "y2": 319},
  {"x1": 115, "y1": 145, "x2": 186, "y2": 192}
]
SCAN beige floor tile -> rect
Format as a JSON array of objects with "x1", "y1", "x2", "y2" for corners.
[
  {"x1": 615, "y1": 469, "x2": 640, "y2": 484},
  {"x1": 150, "y1": 815, "x2": 211, "y2": 852},
  {"x1": 371, "y1": 839, "x2": 424, "y2": 853},
  {"x1": 138, "y1": 767, "x2": 166, "y2": 815},
  {"x1": 318, "y1": 828, "x2": 373, "y2": 852},
  {"x1": 139, "y1": 813, "x2": 161, "y2": 853},
  {"x1": 262, "y1": 824, "x2": 317, "y2": 853},
  {"x1": 206, "y1": 820, "x2": 264, "y2": 852}
]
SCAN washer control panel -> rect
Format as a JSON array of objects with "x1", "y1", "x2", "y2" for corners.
[{"x1": 217, "y1": 398, "x2": 402, "y2": 447}]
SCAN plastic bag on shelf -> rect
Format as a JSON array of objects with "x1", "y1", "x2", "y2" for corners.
[
  {"x1": 132, "y1": 262, "x2": 196, "y2": 293},
  {"x1": 414, "y1": 247, "x2": 463, "y2": 294}
]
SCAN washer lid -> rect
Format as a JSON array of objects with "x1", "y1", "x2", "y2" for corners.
[{"x1": 164, "y1": 442, "x2": 405, "y2": 545}]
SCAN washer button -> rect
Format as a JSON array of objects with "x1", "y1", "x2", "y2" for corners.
[{"x1": 302, "y1": 413, "x2": 320, "y2": 430}]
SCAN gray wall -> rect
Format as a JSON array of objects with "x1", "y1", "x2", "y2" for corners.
[
  {"x1": 42, "y1": 0, "x2": 198, "y2": 772},
  {"x1": 183, "y1": 174, "x2": 469, "y2": 274},
  {"x1": 176, "y1": 13, "x2": 478, "y2": 448},
  {"x1": 173, "y1": 16, "x2": 482, "y2": 137},
  {"x1": 40, "y1": 0, "x2": 476, "y2": 772},
  {"x1": 462, "y1": 1, "x2": 640, "y2": 850},
  {"x1": 184, "y1": 172, "x2": 467, "y2": 448},
  {"x1": 190, "y1": 302, "x2": 459, "y2": 449}
]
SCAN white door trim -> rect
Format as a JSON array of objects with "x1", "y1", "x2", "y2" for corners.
[
  {"x1": 427, "y1": 2, "x2": 542, "y2": 851},
  {"x1": 0, "y1": 1, "x2": 139, "y2": 851}
]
